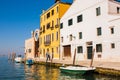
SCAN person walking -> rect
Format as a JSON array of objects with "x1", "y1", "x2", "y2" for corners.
[{"x1": 46, "y1": 49, "x2": 50, "y2": 62}]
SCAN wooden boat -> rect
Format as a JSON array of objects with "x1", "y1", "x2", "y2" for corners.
[
  {"x1": 60, "y1": 66, "x2": 95, "y2": 75},
  {"x1": 14, "y1": 55, "x2": 22, "y2": 63},
  {"x1": 60, "y1": 49, "x2": 96, "y2": 75},
  {"x1": 26, "y1": 59, "x2": 34, "y2": 65}
]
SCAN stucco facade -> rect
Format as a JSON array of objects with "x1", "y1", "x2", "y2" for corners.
[
  {"x1": 39, "y1": 1, "x2": 71, "y2": 59},
  {"x1": 25, "y1": 29, "x2": 39, "y2": 59},
  {"x1": 60, "y1": 0, "x2": 120, "y2": 62}
]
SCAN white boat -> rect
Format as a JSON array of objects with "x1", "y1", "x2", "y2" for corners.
[
  {"x1": 60, "y1": 49, "x2": 96, "y2": 75},
  {"x1": 15, "y1": 55, "x2": 22, "y2": 63},
  {"x1": 60, "y1": 66, "x2": 96, "y2": 75}
]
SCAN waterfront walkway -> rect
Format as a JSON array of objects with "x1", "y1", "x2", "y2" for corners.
[{"x1": 34, "y1": 58, "x2": 120, "y2": 71}]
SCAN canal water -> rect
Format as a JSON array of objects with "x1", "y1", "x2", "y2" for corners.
[{"x1": 0, "y1": 56, "x2": 120, "y2": 80}]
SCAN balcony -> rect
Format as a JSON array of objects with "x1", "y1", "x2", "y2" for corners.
[{"x1": 44, "y1": 41, "x2": 51, "y2": 46}]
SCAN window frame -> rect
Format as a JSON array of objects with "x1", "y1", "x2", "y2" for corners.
[
  {"x1": 96, "y1": 7, "x2": 101, "y2": 16},
  {"x1": 68, "y1": 19, "x2": 73, "y2": 26},
  {"x1": 97, "y1": 27, "x2": 102, "y2": 36},
  {"x1": 79, "y1": 32, "x2": 82, "y2": 39},
  {"x1": 96, "y1": 44, "x2": 102, "y2": 52},
  {"x1": 77, "y1": 46, "x2": 83, "y2": 53},
  {"x1": 77, "y1": 14, "x2": 83, "y2": 23}
]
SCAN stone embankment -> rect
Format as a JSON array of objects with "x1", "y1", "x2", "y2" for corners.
[{"x1": 34, "y1": 58, "x2": 120, "y2": 76}]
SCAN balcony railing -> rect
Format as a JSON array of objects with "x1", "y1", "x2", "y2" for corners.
[{"x1": 44, "y1": 41, "x2": 51, "y2": 46}]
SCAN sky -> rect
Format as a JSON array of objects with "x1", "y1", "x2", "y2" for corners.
[{"x1": 0, "y1": 0, "x2": 72, "y2": 55}]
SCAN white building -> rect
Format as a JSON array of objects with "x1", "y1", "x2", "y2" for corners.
[
  {"x1": 25, "y1": 29, "x2": 39, "y2": 59},
  {"x1": 60, "y1": 0, "x2": 120, "y2": 62}
]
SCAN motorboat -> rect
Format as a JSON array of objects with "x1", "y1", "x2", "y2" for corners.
[{"x1": 14, "y1": 55, "x2": 22, "y2": 63}]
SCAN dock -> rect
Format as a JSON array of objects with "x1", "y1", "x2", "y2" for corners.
[{"x1": 34, "y1": 58, "x2": 120, "y2": 76}]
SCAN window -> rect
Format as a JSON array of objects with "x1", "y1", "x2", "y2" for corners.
[
  {"x1": 47, "y1": 12, "x2": 50, "y2": 19},
  {"x1": 56, "y1": 47, "x2": 59, "y2": 53},
  {"x1": 57, "y1": 18, "x2": 59, "y2": 25},
  {"x1": 52, "y1": 10, "x2": 54, "y2": 15},
  {"x1": 111, "y1": 43, "x2": 115, "y2": 49},
  {"x1": 70, "y1": 34, "x2": 72, "y2": 41},
  {"x1": 96, "y1": 44, "x2": 102, "y2": 52},
  {"x1": 56, "y1": 32, "x2": 58, "y2": 41},
  {"x1": 60, "y1": 23, "x2": 63, "y2": 29},
  {"x1": 61, "y1": 37, "x2": 63, "y2": 42},
  {"x1": 52, "y1": 33, "x2": 54, "y2": 41},
  {"x1": 56, "y1": 6, "x2": 59, "y2": 13},
  {"x1": 45, "y1": 34, "x2": 51, "y2": 44},
  {"x1": 97, "y1": 27, "x2": 102, "y2": 36},
  {"x1": 43, "y1": 25, "x2": 45, "y2": 32},
  {"x1": 77, "y1": 15, "x2": 83, "y2": 23},
  {"x1": 79, "y1": 32, "x2": 82, "y2": 39},
  {"x1": 68, "y1": 19, "x2": 73, "y2": 26},
  {"x1": 96, "y1": 7, "x2": 101, "y2": 16},
  {"x1": 46, "y1": 23, "x2": 50, "y2": 29},
  {"x1": 117, "y1": 7, "x2": 120, "y2": 14},
  {"x1": 52, "y1": 20, "x2": 54, "y2": 28},
  {"x1": 28, "y1": 49, "x2": 31, "y2": 53},
  {"x1": 77, "y1": 46, "x2": 83, "y2": 53},
  {"x1": 110, "y1": 27, "x2": 114, "y2": 34}
]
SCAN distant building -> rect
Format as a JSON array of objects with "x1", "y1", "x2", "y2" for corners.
[
  {"x1": 60, "y1": 0, "x2": 120, "y2": 62},
  {"x1": 25, "y1": 29, "x2": 39, "y2": 59},
  {"x1": 39, "y1": 1, "x2": 71, "y2": 59}
]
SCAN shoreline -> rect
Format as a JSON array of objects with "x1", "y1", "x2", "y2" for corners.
[{"x1": 33, "y1": 59, "x2": 120, "y2": 76}]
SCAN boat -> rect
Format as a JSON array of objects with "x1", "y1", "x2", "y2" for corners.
[
  {"x1": 26, "y1": 59, "x2": 34, "y2": 65},
  {"x1": 14, "y1": 55, "x2": 23, "y2": 63},
  {"x1": 60, "y1": 49, "x2": 96, "y2": 75},
  {"x1": 60, "y1": 66, "x2": 95, "y2": 75}
]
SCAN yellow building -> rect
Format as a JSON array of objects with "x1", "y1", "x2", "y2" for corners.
[{"x1": 39, "y1": 1, "x2": 71, "y2": 59}]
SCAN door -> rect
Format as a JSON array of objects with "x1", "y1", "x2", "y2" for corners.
[
  {"x1": 87, "y1": 46, "x2": 93, "y2": 59},
  {"x1": 63, "y1": 45, "x2": 71, "y2": 57}
]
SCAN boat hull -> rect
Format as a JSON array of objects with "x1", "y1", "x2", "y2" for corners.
[
  {"x1": 15, "y1": 57, "x2": 22, "y2": 63},
  {"x1": 60, "y1": 66, "x2": 95, "y2": 75},
  {"x1": 26, "y1": 59, "x2": 33, "y2": 65}
]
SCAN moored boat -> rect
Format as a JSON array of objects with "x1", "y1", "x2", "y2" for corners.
[
  {"x1": 60, "y1": 49, "x2": 96, "y2": 75},
  {"x1": 60, "y1": 66, "x2": 96, "y2": 75},
  {"x1": 26, "y1": 59, "x2": 34, "y2": 65},
  {"x1": 14, "y1": 55, "x2": 22, "y2": 63}
]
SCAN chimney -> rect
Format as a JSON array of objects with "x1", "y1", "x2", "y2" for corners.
[
  {"x1": 31, "y1": 31, "x2": 34, "y2": 37},
  {"x1": 55, "y1": 0, "x2": 60, "y2": 3},
  {"x1": 42, "y1": 10, "x2": 45, "y2": 14}
]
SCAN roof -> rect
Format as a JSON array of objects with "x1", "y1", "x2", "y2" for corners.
[{"x1": 40, "y1": 1, "x2": 71, "y2": 16}]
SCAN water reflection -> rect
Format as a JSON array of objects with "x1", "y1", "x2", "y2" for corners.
[
  {"x1": 24, "y1": 64, "x2": 59, "y2": 80},
  {"x1": 1, "y1": 57, "x2": 120, "y2": 80},
  {"x1": 24, "y1": 64, "x2": 120, "y2": 80}
]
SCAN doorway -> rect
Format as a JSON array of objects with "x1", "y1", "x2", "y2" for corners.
[
  {"x1": 87, "y1": 46, "x2": 93, "y2": 59},
  {"x1": 63, "y1": 45, "x2": 71, "y2": 57}
]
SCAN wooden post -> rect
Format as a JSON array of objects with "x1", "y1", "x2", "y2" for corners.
[
  {"x1": 73, "y1": 48, "x2": 76, "y2": 65},
  {"x1": 90, "y1": 49, "x2": 95, "y2": 67}
]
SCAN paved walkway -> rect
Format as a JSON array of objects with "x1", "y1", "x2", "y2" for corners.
[{"x1": 34, "y1": 58, "x2": 120, "y2": 70}]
